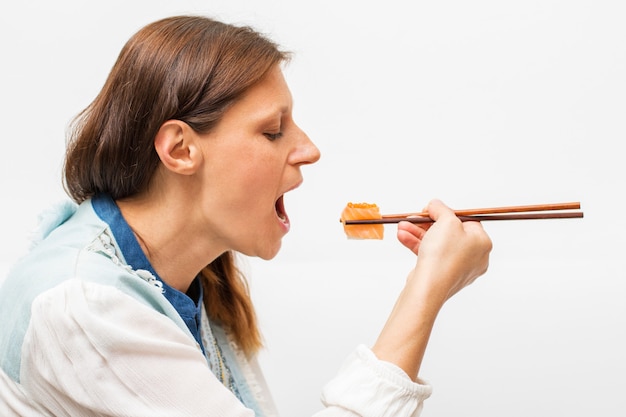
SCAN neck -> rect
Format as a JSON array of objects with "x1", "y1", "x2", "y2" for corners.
[{"x1": 116, "y1": 193, "x2": 225, "y2": 293}]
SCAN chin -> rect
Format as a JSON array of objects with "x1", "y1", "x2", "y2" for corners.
[
  {"x1": 257, "y1": 241, "x2": 282, "y2": 260},
  {"x1": 239, "y1": 240, "x2": 282, "y2": 260}
]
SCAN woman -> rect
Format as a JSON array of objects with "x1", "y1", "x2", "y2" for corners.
[{"x1": 0, "y1": 15, "x2": 491, "y2": 416}]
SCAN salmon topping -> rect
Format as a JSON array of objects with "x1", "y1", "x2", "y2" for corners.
[{"x1": 340, "y1": 202, "x2": 384, "y2": 240}]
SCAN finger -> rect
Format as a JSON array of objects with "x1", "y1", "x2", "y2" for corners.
[
  {"x1": 398, "y1": 220, "x2": 427, "y2": 239},
  {"x1": 397, "y1": 221, "x2": 425, "y2": 253},
  {"x1": 397, "y1": 229, "x2": 421, "y2": 253}
]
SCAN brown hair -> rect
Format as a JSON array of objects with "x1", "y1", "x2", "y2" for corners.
[{"x1": 64, "y1": 15, "x2": 289, "y2": 354}]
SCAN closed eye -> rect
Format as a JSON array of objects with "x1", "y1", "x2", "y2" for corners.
[{"x1": 264, "y1": 132, "x2": 284, "y2": 141}]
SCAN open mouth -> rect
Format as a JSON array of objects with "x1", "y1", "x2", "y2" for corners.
[{"x1": 275, "y1": 195, "x2": 289, "y2": 225}]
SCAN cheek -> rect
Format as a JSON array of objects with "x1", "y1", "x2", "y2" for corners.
[
  {"x1": 207, "y1": 143, "x2": 283, "y2": 215},
  {"x1": 225, "y1": 165, "x2": 276, "y2": 210}
]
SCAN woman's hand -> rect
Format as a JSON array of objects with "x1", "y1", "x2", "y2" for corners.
[
  {"x1": 398, "y1": 199, "x2": 492, "y2": 303},
  {"x1": 372, "y1": 199, "x2": 492, "y2": 381}
]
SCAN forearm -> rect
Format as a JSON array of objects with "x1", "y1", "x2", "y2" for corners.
[
  {"x1": 371, "y1": 264, "x2": 446, "y2": 381},
  {"x1": 376, "y1": 201, "x2": 492, "y2": 380}
]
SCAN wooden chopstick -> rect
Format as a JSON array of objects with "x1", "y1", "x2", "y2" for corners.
[
  {"x1": 344, "y1": 211, "x2": 584, "y2": 225},
  {"x1": 381, "y1": 202, "x2": 581, "y2": 219}
]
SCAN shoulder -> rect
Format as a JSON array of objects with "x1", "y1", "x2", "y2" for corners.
[
  {"x1": 0, "y1": 199, "x2": 188, "y2": 381},
  {"x1": 3, "y1": 197, "x2": 168, "y2": 310}
]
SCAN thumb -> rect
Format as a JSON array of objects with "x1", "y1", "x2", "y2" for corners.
[{"x1": 424, "y1": 199, "x2": 455, "y2": 222}]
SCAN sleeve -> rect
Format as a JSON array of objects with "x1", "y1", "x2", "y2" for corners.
[
  {"x1": 20, "y1": 279, "x2": 254, "y2": 417},
  {"x1": 21, "y1": 279, "x2": 431, "y2": 417},
  {"x1": 314, "y1": 345, "x2": 433, "y2": 417}
]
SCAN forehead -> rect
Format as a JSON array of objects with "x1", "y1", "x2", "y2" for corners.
[{"x1": 230, "y1": 66, "x2": 292, "y2": 118}]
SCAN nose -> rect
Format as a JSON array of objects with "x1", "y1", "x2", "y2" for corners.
[{"x1": 291, "y1": 125, "x2": 321, "y2": 166}]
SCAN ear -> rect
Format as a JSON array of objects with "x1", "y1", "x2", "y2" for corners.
[{"x1": 154, "y1": 120, "x2": 202, "y2": 175}]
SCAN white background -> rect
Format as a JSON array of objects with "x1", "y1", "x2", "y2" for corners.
[{"x1": 1, "y1": 1, "x2": 625, "y2": 416}]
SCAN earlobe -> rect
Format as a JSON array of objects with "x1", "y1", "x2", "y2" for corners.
[{"x1": 154, "y1": 120, "x2": 200, "y2": 175}]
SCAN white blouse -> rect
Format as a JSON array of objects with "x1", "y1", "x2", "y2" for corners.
[{"x1": 0, "y1": 279, "x2": 431, "y2": 416}]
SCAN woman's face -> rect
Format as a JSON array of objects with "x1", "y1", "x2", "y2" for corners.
[{"x1": 196, "y1": 65, "x2": 320, "y2": 259}]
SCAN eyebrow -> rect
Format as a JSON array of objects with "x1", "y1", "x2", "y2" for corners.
[{"x1": 255, "y1": 104, "x2": 290, "y2": 123}]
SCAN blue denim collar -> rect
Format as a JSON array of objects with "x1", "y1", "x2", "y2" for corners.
[{"x1": 91, "y1": 194, "x2": 205, "y2": 353}]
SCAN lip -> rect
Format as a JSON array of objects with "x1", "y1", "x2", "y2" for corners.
[{"x1": 283, "y1": 179, "x2": 303, "y2": 195}]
